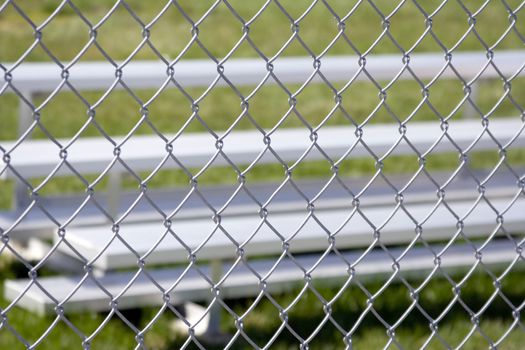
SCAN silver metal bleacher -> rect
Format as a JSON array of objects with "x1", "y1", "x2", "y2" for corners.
[{"x1": 2, "y1": 51, "x2": 525, "y2": 326}]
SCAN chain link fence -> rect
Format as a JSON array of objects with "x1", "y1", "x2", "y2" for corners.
[{"x1": 1, "y1": 0, "x2": 525, "y2": 349}]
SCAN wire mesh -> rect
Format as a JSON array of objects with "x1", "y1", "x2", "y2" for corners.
[{"x1": 0, "y1": 0, "x2": 525, "y2": 349}]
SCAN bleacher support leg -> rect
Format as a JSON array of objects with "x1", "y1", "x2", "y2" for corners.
[
  {"x1": 14, "y1": 92, "x2": 34, "y2": 210},
  {"x1": 107, "y1": 171, "x2": 121, "y2": 218},
  {"x1": 207, "y1": 259, "x2": 223, "y2": 337}
]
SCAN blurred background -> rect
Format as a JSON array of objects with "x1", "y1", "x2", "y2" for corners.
[
  {"x1": 0, "y1": 1, "x2": 524, "y2": 349},
  {"x1": 1, "y1": 1, "x2": 525, "y2": 203}
]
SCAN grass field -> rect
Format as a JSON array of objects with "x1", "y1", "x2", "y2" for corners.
[
  {"x1": 1, "y1": 0, "x2": 525, "y2": 349},
  {"x1": 0, "y1": 254, "x2": 524, "y2": 350}
]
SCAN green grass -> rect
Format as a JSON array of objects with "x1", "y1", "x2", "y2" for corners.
[
  {"x1": 1, "y1": 0, "x2": 525, "y2": 348},
  {"x1": 0, "y1": 255, "x2": 524, "y2": 349},
  {"x1": 1, "y1": 0, "x2": 525, "y2": 62}
]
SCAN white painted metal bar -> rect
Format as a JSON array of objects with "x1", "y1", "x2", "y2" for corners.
[
  {"x1": 2, "y1": 168, "x2": 518, "y2": 239},
  {"x1": 55, "y1": 197, "x2": 525, "y2": 270},
  {"x1": 2, "y1": 117, "x2": 523, "y2": 180},
  {"x1": 4, "y1": 239, "x2": 518, "y2": 314},
  {"x1": 1, "y1": 51, "x2": 524, "y2": 93}
]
